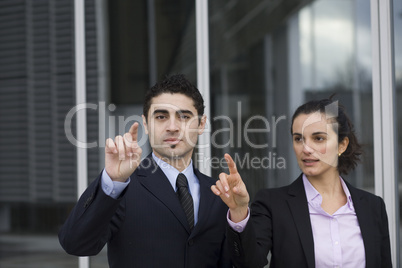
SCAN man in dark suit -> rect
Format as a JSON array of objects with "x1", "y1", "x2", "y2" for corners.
[{"x1": 59, "y1": 74, "x2": 231, "y2": 268}]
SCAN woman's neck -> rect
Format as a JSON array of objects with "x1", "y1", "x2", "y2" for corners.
[{"x1": 306, "y1": 171, "x2": 343, "y2": 198}]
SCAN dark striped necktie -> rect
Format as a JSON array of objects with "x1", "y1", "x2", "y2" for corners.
[{"x1": 176, "y1": 173, "x2": 194, "y2": 230}]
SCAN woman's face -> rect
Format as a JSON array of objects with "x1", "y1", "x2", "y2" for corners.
[{"x1": 291, "y1": 112, "x2": 348, "y2": 178}]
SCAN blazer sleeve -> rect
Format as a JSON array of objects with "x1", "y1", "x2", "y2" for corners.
[
  {"x1": 379, "y1": 198, "x2": 392, "y2": 267},
  {"x1": 58, "y1": 173, "x2": 126, "y2": 256},
  {"x1": 226, "y1": 189, "x2": 272, "y2": 268}
]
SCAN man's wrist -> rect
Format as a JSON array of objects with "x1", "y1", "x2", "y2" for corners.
[{"x1": 101, "y1": 169, "x2": 130, "y2": 199}]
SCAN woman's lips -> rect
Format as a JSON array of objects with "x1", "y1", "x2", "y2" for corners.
[{"x1": 302, "y1": 159, "x2": 319, "y2": 166}]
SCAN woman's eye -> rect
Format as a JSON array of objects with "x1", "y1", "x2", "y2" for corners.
[{"x1": 315, "y1": 136, "x2": 325, "y2": 141}]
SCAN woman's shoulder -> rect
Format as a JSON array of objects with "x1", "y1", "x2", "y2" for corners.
[
  {"x1": 346, "y1": 181, "x2": 385, "y2": 206},
  {"x1": 253, "y1": 176, "x2": 303, "y2": 201}
]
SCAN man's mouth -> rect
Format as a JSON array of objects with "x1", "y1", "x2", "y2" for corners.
[{"x1": 164, "y1": 138, "x2": 181, "y2": 145}]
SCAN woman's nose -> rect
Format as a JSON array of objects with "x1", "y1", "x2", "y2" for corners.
[{"x1": 302, "y1": 141, "x2": 314, "y2": 154}]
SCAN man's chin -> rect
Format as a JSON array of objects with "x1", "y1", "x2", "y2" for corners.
[{"x1": 156, "y1": 149, "x2": 184, "y2": 160}]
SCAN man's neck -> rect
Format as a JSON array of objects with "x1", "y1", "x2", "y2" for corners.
[{"x1": 153, "y1": 153, "x2": 192, "y2": 172}]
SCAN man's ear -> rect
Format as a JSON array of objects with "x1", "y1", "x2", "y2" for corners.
[
  {"x1": 198, "y1": 114, "x2": 207, "y2": 135},
  {"x1": 142, "y1": 115, "x2": 149, "y2": 135}
]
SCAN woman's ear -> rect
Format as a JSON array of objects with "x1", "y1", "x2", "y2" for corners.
[{"x1": 339, "y1": 137, "x2": 349, "y2": 155}]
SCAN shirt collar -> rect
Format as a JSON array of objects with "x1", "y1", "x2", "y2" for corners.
[
  {"x1": 302, "y1": 174, "x2": 354, "y2": 209},
  {"x1": 339, "y1": 176, "x2": 354, "y2": 210},
  {"x1": 302, "y1": 174, "x2": 321, "y2": 205},
  {"x1": 152, "y1": 153, "x2": 195, "y2": 190}
]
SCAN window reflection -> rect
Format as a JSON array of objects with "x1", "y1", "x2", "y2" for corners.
[
  {"x1": 90, "y1": 0, "x2": 198, "y2": 266},
  {"x1": 0, "y1": 0, "x2": 82, "y2": 266},
  {"x1": 2, "y1": 0, "x2": 399, "y2": 266},
  {"x1": 209, "y1": 0, "x2": 374, "y2": 203},
  {"x1": 299, "y1": 0, "x2": 373, "y2": 192},
  {"x1": 300, "y1": 1, "x2": 354, "y2": 90}
]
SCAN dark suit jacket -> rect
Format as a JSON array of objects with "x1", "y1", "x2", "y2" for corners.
[
  {"x1": 59, "y1": 155, "x2": 231, "y2": 268},
  {"x1": 227, "y1": 174, "x2": 392, "y2": 268}
]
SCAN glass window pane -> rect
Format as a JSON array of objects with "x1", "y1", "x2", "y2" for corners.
[
  {"x1": 0, "y1": 0, "x2": 100, "y2": 267},
  {"x1": 108, "y1": 0, "x2": 197, "y2": 108},
  {"x1": 0, "y1": 0, "x2": 80, "y2": 266},
  {"x1": 90, "y1": 0, "x2": 197, "y2": 266},
  {"x1": 209, "y1": 0, "x2": 374, "y2": 201}
]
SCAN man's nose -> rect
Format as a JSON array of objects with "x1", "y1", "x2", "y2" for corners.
[{"x1": 167, "y1": 118, "x2": 180, "y2": 131}]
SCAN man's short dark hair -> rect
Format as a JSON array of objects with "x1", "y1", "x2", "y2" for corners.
[{"x1": 143, "y1": 74, "x2": 205, "y2": 121}]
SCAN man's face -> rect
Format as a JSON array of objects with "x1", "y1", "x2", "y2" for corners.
[{"x1": 142, "y1": 93, "x2": 206, "y2": 163}]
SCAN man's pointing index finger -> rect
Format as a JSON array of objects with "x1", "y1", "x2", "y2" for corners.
[
  {"x1": 129, "y1": 122, "x2": 139, "y2": 140},
  {"x1": 224, "y1": 154, "x2": 238, "y2": 175}
]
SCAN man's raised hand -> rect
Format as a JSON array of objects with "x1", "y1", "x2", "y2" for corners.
[
  {"x1": 105, "y1": 122, "x2": 142, "y2": 182},
  {"x1": 211, "y1": 154, "x2": 250, "y2": 222}
]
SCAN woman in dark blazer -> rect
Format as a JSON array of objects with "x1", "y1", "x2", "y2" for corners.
[{"x1": 211, "y1": 98, "x2": 392, "y2": 268}]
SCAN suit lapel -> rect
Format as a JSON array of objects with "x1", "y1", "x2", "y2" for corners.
[
  {"x1": 286, "y1": 175, "x2": 315, "y2": 268},
  {"x1": 345, "y1": 182, "x2": 375, "y2": 267},
  {"x1": 136, "y1": 156, "x2": 191, "y2": 233},
  {"x1": 191, "y1": 169, "x2": 217, "y2": 236}
]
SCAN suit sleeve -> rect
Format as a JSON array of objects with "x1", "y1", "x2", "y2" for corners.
[
  {"x1": 226, "y1": 189, "x2": 272, "y2": 268},
  {"x1": 218, "y1": 232, "x2": 233, "y2": 268},
  {"x1": 58, "y1": 172, "x2": 126, "y2": 256}
]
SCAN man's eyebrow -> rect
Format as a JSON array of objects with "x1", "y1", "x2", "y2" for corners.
[
  {"x1": 152, "y1": 109, "x2": 194, "y2": 116},
  {"x1": 176, "y1": 110, "x2": 194, "y2": 116},
  {"x1": 152, "y1": 109, "x2": 169, "y2": 115}
]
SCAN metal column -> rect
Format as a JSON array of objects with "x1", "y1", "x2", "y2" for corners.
[
  {"x1": 196, "y1": 0, "x2": 211, "y2": 176},
  {"x1": 371, "y1": 0, "x2": 400, "y2": 266},
  {"x1": 74, "y1": 0, "x2": 89, "y2": 267}
]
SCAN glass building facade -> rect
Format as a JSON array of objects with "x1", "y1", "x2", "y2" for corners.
[{"x1": 0, "y1": 0, "x2": 400, "y2": 267}]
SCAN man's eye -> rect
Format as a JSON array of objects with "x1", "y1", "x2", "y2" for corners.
[
  {"x1": 156, "y1": 115, "x2": 166, "y2": 120},
  {"x1": 179, "y1": 115, "x2": 190, "y2": 120}
]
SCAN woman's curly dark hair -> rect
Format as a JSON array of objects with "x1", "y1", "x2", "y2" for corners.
[{"x1": 291, "y1": 97, "x2": 363, "y2": 175}]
